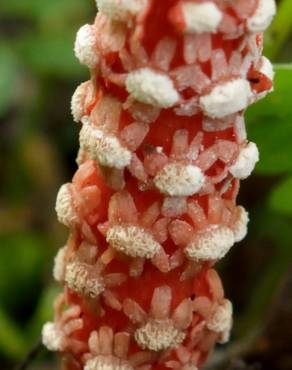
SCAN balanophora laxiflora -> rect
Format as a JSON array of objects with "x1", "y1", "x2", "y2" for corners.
[{"x1": 43, "y1": 1, "x2": 276, "y2": 369}]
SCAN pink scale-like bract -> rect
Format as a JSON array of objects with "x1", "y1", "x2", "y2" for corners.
[{"x1": 43, "y1": 1, "x2": 276, "y2": 369}]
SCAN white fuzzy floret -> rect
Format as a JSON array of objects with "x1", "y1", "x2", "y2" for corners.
[
  {"x1": 182, "y1": 2, "x2": 223, "y2": 34},
  {"x1": 42, "y1": 322, "x2": 64, "y2": 352},
  {"x1": 74, "y1": 24, "x2": 99, "y2": 68},
  {"x1": 71, "y1": 82, "x2": 90, "y2": 123},
  {"x1": 229, "y1": 142, "x2": 259, "y2": 179},
  {"x1": 106, "y1": 225, "x2": 160, "y2": 258},
  {"x1": 200, "y1": 79, "x2": 253, "y2": 119},
  {"x1": 126, "y1": 68, "x2": 179, "y2": 108},
  {"x1": 55, "y1": 184, "x2": 78, "y2": 227},
  {"x1": 260, "y1": 56, "x2": 275, "y2": 82},
  {"x1": 207, "y1": 300, "x2": 233, "y2": 344},
  {"x1": 80, "y1": 123, "x2": 131, "y2": 169},
  {"x1": 233, "y1": 206, "x2": 249, "y2": 243},
  {"x1": 135, "y1": 319, "x2": 185, "y2": 351},
  {"x1": 96, "y1": 0, "x2": 147, "y2": 21},
  {"x1": 85, "y1": 356, "x2": 133, "y2": 370},
  {"x1": 247, "y1": 0, "x2": 276, "y2": 32},
  {"x1": 185, "y1": 226, "x2": 235, "y2": 261},
  {"x1": 154, "y1": 163, "x2": 205, "y2": 197},
  {"x1": 53, "y1": 246, "x2": 67, "y2": 282},
  {"x1": 65, "y1": 261, "x2": 105, "y2": 298}
]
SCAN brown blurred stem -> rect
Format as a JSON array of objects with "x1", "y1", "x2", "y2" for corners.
[{"x1": 14, "y1": 339, "x2": 43, "y2": 370}]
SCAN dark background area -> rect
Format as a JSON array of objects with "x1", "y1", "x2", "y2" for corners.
[{"x1": 0, "y1": 1, "x2": 292, "y2": 369}]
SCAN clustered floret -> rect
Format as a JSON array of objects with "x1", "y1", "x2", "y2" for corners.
[{"x1": 43, "y1": 1, "x2": 276, "y2": 369}]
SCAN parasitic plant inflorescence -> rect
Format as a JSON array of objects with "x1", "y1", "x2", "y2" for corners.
[{"x1": 42, "y1": 1, "x2": 276, "y2": 369}]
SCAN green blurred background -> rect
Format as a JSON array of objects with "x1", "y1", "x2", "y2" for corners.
[{"x1": 0, "y1": 1, "x2": 292, "y2": 369}]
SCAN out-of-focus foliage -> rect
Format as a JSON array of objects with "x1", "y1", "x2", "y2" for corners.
[
  {"x1": 247, "y1": 66, "x2": 292, "y2": 175},
  {"x1": 0, "y1": 0, "x2": 94, "y2": 368},
  {"x1": 0, "y1": 0, "x2": 292, "y2": 369}
]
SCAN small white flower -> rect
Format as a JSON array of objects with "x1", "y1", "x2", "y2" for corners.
[
  {"x1": 260, "y1": 56, "x2": 275, "y2": 82},
  {"x1": 229, "y1": 142, "x2": 259, "y2": 179},
  {"x1": 42, "y1": 322, "x2": 64, "y2": 352},
  {"x1": 135, "y1": 319, "x2": 185, "y2": 351},
  {"x1": 74, "y1": 24, "x2": 99, "y2": 68},
  {"x1": 106, "y1": 225, "x2": 160, "y2": 259},
  {"x1": 154, "y1": 163, "x2": 205, "y2": 197},
  {"x1": 55, "y1": 184, "x2": 78, "y2": 227},
  {"x1": 185, "y1": 226, "x2": 235, "y2": 261},
  {"x1": 71, "y1": 81, "x2": 90, "y2": 123},
  {"x1": 233, "y1": 206, "x2": 249, "y2": 243},
  {"x1": 80, "y1": 124, "x2": 131, "y2": 169},
  {"x1": 65, "y1": 261, "x2": 105, "y2": 298},
  {"x1": 85, "y1": 356, "x2": 133, "y2": 370},
  {"x1": 207, "y1": 300, "x2": 233, "y2": 344},
  {"x1": 126, "y1": 68, "x2": 179, "y2": 108},
  {"x1": 182, "y1": 2, "x2": 223, "y2": 34},
  {"x1": 200, "y1": 79, "x2": 253, "y2": 118},
  {"x1": 53, "y1": 246, "x2": 67, "y2": 282},
  {"x1": 247, "y1": 0, "x2": 276, "y2": 32},
  {"x1": 96, "y1": 0, "x2": 147, "y2": 22}
]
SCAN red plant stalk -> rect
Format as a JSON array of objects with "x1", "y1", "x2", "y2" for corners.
[{"x1": 42, "y1": 1, "x2": 276, "y2": 369}]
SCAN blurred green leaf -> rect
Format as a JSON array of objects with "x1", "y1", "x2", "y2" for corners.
[
  {"x1": 236, "y1": 208, "x2": 292, "y2": 334},
  {"x1": 0, "y1": 233, "x2": 48, "y2": 315},
  {"x1": 0, "y1": 0, "x2": 47, "y2": 18},
  {"x1": 0, "y1": 308, "x2": 26, "y2": 359},
  {"x1": 265, "y1": 0, "x2": 292, "y2": 59},
  {"x1": 37, "y1": 0, "x2": 93, "y2": 32},
  {"x1": 255, "y1": 206, "x2": 292, "y2": 250},
  {"x1": 0, "y1": 0, "x2": 92, "y2": 25},
  {"x1": 247, "y1": 64, "x2": 292, "y2": 175},
  {"x1": 18, "y1": 32, "x2": 87, "y2": 79},
  {"x1": 269, "y1": 175, "x2": 292, "y2": 215},
  {"x1": 237, "y1": 251, "x2": 290, "y2": 335},
  {"x1": 0, "y1": 44, "x2": 18, "y2": 115},
  {"x1": 27, "y1": 285, "x2": 61, "y2": 342},
  {"x1": 0, "y1": 0, "x2": 93, "y2": 80}
]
